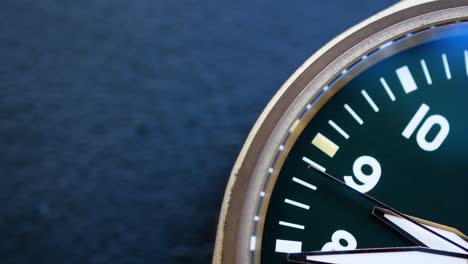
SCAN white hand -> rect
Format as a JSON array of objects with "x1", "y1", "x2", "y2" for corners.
[
  {"x1": 290, "y1": 247, "x2": 468, "y2": 264},
  {"x1": 373, "y1": 207, "x2": 468, "y2": 254}
]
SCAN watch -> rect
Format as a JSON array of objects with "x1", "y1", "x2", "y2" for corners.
[{"x1": 213, "y1": 0, "x2": 468, "y2": 263}]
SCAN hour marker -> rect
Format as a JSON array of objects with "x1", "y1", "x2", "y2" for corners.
[
  {"x1": 254, "y1": 216, "x2": 259, "y2": 221},
  {"x1": 311, "y1": 133, "x2": 339, "y2": 158},
  {"x1": 275, "y1": 239, "x2": 302, "y2": 253},
  {"x1": 344, "y1": 104, "x2": 364, "y2": 125},
  {"x1": 290, "y1": 119, "x2": 300, "y2": 133},
  {"x1": 328, "y1": 120, "x2": 349, "y2": 139},
  {"x1": 396, "y1": 65, "x2": 417, "y2": 93},
  {"x1": 302, "y1": 156, "x2": 326, "y2": 172},
  {"x1": 420, "y1": 59, "x2": 432, "y2": 85},
  {"x1": 268, "y1": 168, "x2": 274, "y2": 174},
  {"x1": 279, "y1": 221, "x2": 305, "y2": 230},
  {"x1": 250, "y1": 236, "x2": 256, "y2": 251},
  {"x1": 292, "y1": 177, "x2": 317, "y2": 191},
  {"x1": 361, "y1": 90, "x2": 379, "y2": 112},
  {"x1": 284, "y1": 198, "x2": 310, "y2": 210},
  {"x1": 464, "y1": 50, "x2": 468, "y2": 76},
  {"x1": 260, "y1": 191, "x2": 266, "y2": 197},
  {"x1": 279, "y1": 145, "x2": 285, "y2": 151},
  {"x1": 379, "y1": 78, "x2": 396, "y2": 101},
  {"x1": 442, "y1": 53, "x2": 452, "y2": 80}
]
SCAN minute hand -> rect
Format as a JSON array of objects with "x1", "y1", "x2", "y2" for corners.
[
  {"x1": 373, "y1": 207, "x2": 468, "y2": 254},
  {"x1": 307, "y1": 165, "x2": 468, "y2": 253},
  {"x1": 288, "y1": 247, "x2": 468, "y2": 264}
]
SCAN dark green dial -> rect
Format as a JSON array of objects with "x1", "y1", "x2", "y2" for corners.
[{"x1": 261, "y1": 23, "x2": 468, "y2": 263}]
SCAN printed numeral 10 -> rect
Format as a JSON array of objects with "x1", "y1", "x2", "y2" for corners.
[{"x1": 402, "y1": 103, "x2": 450, "y2": 151}]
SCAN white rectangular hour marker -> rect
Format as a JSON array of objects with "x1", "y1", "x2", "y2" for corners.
[
  {"x1": 250, "y1": 236, "x2": 256, "y2": 251},
  {"x1": 396, "y1": 65, "x2": 417, "y2": 94},
  {"x1": 302, "y1": 156, "x2": 326, "y2": 172},
  {"x1": 311, "y1": 133, "x2": 339, "y2": 158},
  {"x1": 279, "y1": 221, "x2": 305, "y2": 230},
  {"x1": 275, "y1": 239, "x2": 302, "y2": 253},
  {"x1": 344, "y1": 104, "x2": 364, "y2": 125},
  {"x1": 284, "y1": 198, "x2": 310, "y2": 210},
  {"x1": 420, "y1": 59, "x2": 432, "y2": 85},
  {"x1": 292, "y1": 177, "x2": 317, "y2": 191},
  {"x1": 361, "y1": 90, "x2": 379, "y2": 112},
  {"x1": 464, "y1": 50, "x2": 468, "y2": 76},
  {"x1": 442, "y1": 53, "x2": 452, "y2": 80},
  {"x1": 328, "y1": 120, "x2": 349, "y2": 139},
  {"x1": 379, "y1": 78, "x2": 396, "y2": 101},
  {"x1": 402, "y1": 103, "x2": 430, "y2": 139}
]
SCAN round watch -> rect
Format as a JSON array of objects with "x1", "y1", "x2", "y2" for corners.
[{"x1": 213, "y1": 1, "x2": 468, "y2": 263}]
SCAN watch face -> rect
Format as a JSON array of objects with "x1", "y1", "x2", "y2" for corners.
[{"x1": 260, "y1": 22, "x2": 468, "y2": 263}]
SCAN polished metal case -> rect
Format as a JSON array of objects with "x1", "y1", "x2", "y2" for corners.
[{"x1": 213, "y1": 1, "x2": 468, "y2": 263}]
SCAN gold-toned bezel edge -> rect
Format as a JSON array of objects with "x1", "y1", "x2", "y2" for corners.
[{"x1": 213, "y1": 1, "x2": 468, "y2": 264}]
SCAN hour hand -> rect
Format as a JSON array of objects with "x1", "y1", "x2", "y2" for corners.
[
  {"x1": 373, "y1": 207, "x2": 468, "y2": 253},
  {"x1": 288, "y1": 247, "x2": 468, "y2": 264}
]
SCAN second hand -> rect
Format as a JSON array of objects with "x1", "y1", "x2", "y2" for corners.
[{"x1": 307, "y1": 164, "x2": 468, "y2": 253}]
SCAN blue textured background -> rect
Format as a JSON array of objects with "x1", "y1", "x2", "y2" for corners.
[{"x1": 1, "y1": 0, "x2": 394, "y2": 263}]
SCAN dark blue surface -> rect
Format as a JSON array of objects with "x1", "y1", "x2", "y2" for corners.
[{"x1": 0, "y1": 0, "x2": 394, "y2": 263}]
